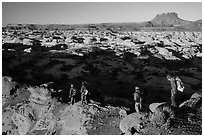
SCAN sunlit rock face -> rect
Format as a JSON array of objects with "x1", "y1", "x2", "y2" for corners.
[
  {"x1": 28, "y1": 86, "x2": 51, "y2": 105},
  {"x1": 2, "y1": 76, "x2": 17, "y2": 105}
]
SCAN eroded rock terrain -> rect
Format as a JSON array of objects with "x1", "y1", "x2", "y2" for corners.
[
  {"x1": 2, "y1": 13, "x2": 202, "y2": 134},
  {"x1": 2, "y1": 76, "x2": 202, "y2": 135}
]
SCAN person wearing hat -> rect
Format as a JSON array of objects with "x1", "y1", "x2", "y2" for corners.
[
  {"x1": 80, "y1": 81, "x2": 89, "y2": 105},
  {"x1": 166, "y1": 74, "x2": 177, "y2": 107},
  {"x1": 133, "y1": 86, "x2": 143, "y2": 112},
  {"x1": 69, "y1": 84, "x2": 76, "y2": 105}
]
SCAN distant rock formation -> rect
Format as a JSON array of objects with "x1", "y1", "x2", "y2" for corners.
[
  {"x1": 3, "y1": 12, "x2": 202, "y2": 31},
  {"x1": 149, "y1": 12, "x2": 202, "y2": 30},
  {"x1": 150, "y1": 12, "x2": 186, "y2": 26}
]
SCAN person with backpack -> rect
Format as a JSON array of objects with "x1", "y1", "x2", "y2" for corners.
[
  {"x1": 175, "y1": 76, "x2": 185, "y2": 92},
  {"x1": 69, "y1": 84, "x2": 76, "y2": 105},
  {"x1": 133, "y1": 86, "x2": 143, "y2": 112},
  {"x1": 80, "y1": 81, "x2": 89, "y2": 105},
  {"x1": 166, "y1": 75, "x2": 185, "y2": 107}
]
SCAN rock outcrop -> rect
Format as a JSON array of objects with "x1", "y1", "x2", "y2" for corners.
[
  {"x1": 28, "y1": 86, "x2": 51, "y2": 105},
  {"x1": 58, "y1": 103, "x2": 89, "y2": 135},
  {"x1": 2, "y1": 80, "x2": 108, "y2": 135},
  {"x1": 11, "y1": 113, "x2": 32, "y2": 135},
  {"x1": 2, "y1": 76, "x2": 17, "y2": 105},
  {"x1": 119, "y1": 112, "x2": 149, "y2": 135},
  {"x1": 179, "y1": 92, "x2": 202, "y2": 109},
  {"x1": 150, "y1": 12, "x2": 186, "y2": 26},
  {"x1": 149, "y1": 102, "x2": 167, "y2": 113},
  {"x1": 149, "y1": 103, "x2": 175, "y2": 126},
  {"x1": 2, "y1": 76, "x2": 17, "y2": 96},
  {"x1": 2, "y1": 75, "x2": 203, "y2": 135}
]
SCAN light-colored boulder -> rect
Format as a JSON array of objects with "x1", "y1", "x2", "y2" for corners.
[
  {"x1": 28, "y1": 86, "x2": 51, "y2": 105},
  {"x1": 2, "y1": 109, "x2": 19, "y2": 135},
  {"x1": 2, "y1": 76, "x2": 17, "y2": 96},
  {"x1": 88, "y1": 106, "x2": 98, "y2": 115},
  {"x1": 191, "y1": 92, "x2": 202, "y2": 99},
  {"x1": 150, "y1": 103, "x2": 175, "y2": 126},
  {"x1": 59, "y1": 103, "x2": 88, "y2": 135},
  {"x1": 23, "y1": 39, "x2": 32, "y2": 45},
  {"x1": 24, "y1": 48, "x2": 32, "y2": 53},
  {"x1": 179, "y1": 92, "x2": 202, "y2": 108},
  {"x1": 11, "y1": 113, "x2": 32, "y2": 135},
  {"x1": 119, "y1": 108, "x2": 127, "y2": 117},
  {"x1": 119, "y1": 112, "x2": 148, "y2": 135},
  {"x1": 149, "y1": 102, "x2": 167, "y2": 113},
  {"x1": 30, "y1": 113, "x2": 56, "y2": 133}
]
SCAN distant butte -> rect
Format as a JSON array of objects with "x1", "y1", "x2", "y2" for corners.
[{"x1": 3, "y1": 12, "x2": 202, "y2": 31}]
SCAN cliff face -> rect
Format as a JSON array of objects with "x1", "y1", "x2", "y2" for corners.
[
  {"x1": 149, "y1": 12, "x2": 202, "y2": 30},
  {"x1": 150, "y1": 12, "x2": 186, "y2": 26}
]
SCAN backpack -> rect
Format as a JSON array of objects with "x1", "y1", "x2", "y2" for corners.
[
  {"x1": 175, "y1": 77, "x2": 185, "y2": 92},
  {"x1": 84, "y1": 89, "x2": 88, "y2": 95},
  {"x1": 73, "y1": 89, "x2": 76, "y2": 96}
]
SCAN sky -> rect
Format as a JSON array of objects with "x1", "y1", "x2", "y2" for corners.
[{"x1": 2, "y1": 2, "x2": 202, "y2": 26}]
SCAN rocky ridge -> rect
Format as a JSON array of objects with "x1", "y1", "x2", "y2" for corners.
[
  {"x1": 2, "y1": 76, "x2": 123, "y2": 135},
  {"x1": 2, "y1": 76, "x2": 202, "y2": 135}
]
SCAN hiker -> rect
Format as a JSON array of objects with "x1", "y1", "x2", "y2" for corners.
[
  {"x1": 69, "y1": 84, "x2": 76, "y2": 105},
  {"x1": 166, "y1": 75, "x2": 183, "y2": 107},
  {"x1": 133, "y1": 86, "x2": 143, "y2": 112},
  {"x1": 80, "y1": 81, "x2": 89, "y2": 105},
  {"x1": 175, "y1": 76, "x2": 185, "y2": 92}
]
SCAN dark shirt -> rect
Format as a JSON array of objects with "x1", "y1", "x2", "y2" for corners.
[
  {"x1": 69, "y1": 88, "x2": 76, "y2": 97},
  {"x1": 134, "y1": 92, "x2": 142, "y2": 102}
]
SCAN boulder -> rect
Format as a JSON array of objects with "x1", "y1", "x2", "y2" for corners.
[
  {"x1": 24, "y1": 48, "x2": 32, "y2": 53},
  {"x1": 155, "y1": 46, "x2": 169, "y2": 56},
  {"x1": 149, "y1": 103, "x2": 175, "y2": 126},
  {"x1": 119, "y1": 112, "x2": 148, "y2": 135},
  {"x1": 11, "y1": 113, "x2": 32, "y2": 135},
  {"x1": 2, "y1": 76, "x2": 18, "y2": 105},
  {"x1": 2, "y1": 76, "x2": 17, "y2": 96},
  {"x1": 119, "y1": 108, "x2": 127, "y2": 117},
  {"x1": 149, "y1": 102, "x2": 167, "y2": 113},
  {"x1": 59, "y1": 103, "x2": 89, "y2": 135},
  {"x1": 2, "y1": 109, "x2": 19, "y2": 135},
  {"x1": 30, "y1": 113, "x2": 56, "y2": 133},
  {"x1": 191, "y1": 92, "x2": 202, "y2": 99},
  {"x1": 88, "y1": 106, "x2": 98, "y2": 115},
  {"x1": 28, "y1": 86, "x2": 51, "y2": 105},
  {"x1": 179, "y1": 92, "x2": 202, "y2": 109}
]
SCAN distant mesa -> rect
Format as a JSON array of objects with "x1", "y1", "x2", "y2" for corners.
[
  {"x1": 3, "y1": 12, "x2": 202, "y2": 31},
  {"x1": 149, "y1": 12, "x2": 202, "y2": 30},
  {"x1": 150, "y1": 12, "x2": 186, "y2": 26}
]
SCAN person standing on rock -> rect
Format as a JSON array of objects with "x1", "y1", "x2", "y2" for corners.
[
  {"x1": 80, "y1": 81, "x2": 89, "y2": 105},
  {"x1": 166, "y1": 75, "x2": 177, "y2": 107},
  {"x1": 69, "y1": 84, "x2": 76, "y2": 105},
  {"x1": 133, "y1": 86, "x2": 143, "y2": 112}
]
